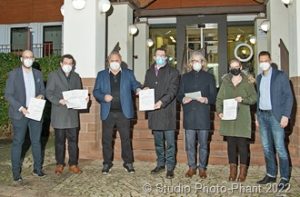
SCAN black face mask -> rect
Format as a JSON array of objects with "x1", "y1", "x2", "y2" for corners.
[{"x1": 230, "y1": 68, "x2": 241, "y2": 76}]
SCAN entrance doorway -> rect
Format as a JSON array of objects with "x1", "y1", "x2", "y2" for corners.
[{"x1": 176, "y1": 15, "x2": 227, "y2": 87}]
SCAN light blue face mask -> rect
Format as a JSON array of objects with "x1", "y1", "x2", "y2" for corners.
[{"x1": 156, "y1": 56, "x2": 166, "y2": 66}]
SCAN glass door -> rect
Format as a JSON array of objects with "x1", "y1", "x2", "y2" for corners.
[{"x1": 177, "y1": 15, "x2": 227, "y2": 87}]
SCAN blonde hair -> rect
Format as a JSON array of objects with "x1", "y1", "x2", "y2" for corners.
[{"x1": 186, "y1": 51, "x2": 208, "y2": 72}]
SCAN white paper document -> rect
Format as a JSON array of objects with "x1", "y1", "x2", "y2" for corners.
[
  {"x1": 25, "y1": 98, "x2": 46, "y2": 121},
  {"x1": 222, "y1": 99, "x2": 238, "y2": 120},
  {"x1": 139, "y1": 89, "x2": 155, "y2": 111},
  {"x1": 62, "y1": 89, "x2": 88, "y2": 110},
  {"x1": 185, "y1": 91, "x2": 202, "y2": 100}
]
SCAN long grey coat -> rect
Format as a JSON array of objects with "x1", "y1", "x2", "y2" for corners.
[
  {"x1": 144, "y1": 64, "x2": 179, "y2": 130},
  {"x1": 46, "y1": 68, "x2": 82, "y2": 129}
]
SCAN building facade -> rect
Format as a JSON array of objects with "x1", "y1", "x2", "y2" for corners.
[{"x1": 0, "y1": 0, "x2": 299, "y2": 166}]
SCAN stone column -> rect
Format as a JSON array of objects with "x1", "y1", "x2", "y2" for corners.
[
  {"x1": 107, "y1": 2, "x2": 134, "y2": 69},
  {"x1": 133, "y1": 22, "x2": 149, "y2": 83},
  {"x1": 63, "y1": 0, "x2": 107, "y2": 159}
]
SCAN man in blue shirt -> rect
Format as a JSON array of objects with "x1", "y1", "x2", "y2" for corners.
[{"x1": 256, "y1": 51, "x2": 293, "y2": 191}]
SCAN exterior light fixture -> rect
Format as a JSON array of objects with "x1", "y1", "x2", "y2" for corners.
[
  {"x1": 260, "y1": 20, "x2": 270, "y2": 32},
  {"x1": 60, "y1": 4, "x2": 65, "y2": 16},
  {"x1": 72, "y1": 0, "x2": 86, "y2": 10},
  {"x1": 281, "y1": 0, "x2": 292, "y2": 7},
  {"x1": 146, "y1": 38, "x2": 154, "y2": 47},
  {"x1": 129, "y1": 24, "x2": 138, "y2": 35},
  {"x1": 98, "y1": 0, "x2": 111, "y2": 13},
  {"x1": 249, "y1": 36, "x2": 256, "y2": 44}
]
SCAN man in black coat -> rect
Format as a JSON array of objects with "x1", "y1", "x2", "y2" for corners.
[
  {"x1": 144, "y1": 48, "x2": 179, "y2": 179},
  {"x1": 177, "y1": 51, "x2": 216, "y2": 178}
]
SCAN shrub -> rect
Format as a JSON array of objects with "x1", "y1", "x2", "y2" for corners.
[{"x1": 0, "y1": 53, "x2": 60, "y2": 138}]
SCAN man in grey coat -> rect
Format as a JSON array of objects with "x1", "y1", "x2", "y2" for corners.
[
  {"x1": 46, "y1": 54, "x2": 84, "y2": 175},
  {"x1": 144, "y1": 48, "x2": 179, "y2": 179},
  {"x1": 5, "y1": 50, "x2": 46, "y2": 183}
]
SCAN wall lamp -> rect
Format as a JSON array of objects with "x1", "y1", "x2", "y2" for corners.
[
  {"x1": 281, "y1": 0, "x2": 293, "y2": 7},
  {"x1": 260, "y1": 20, "x2": 270, "y2": 33},
  {"x1": 146, "y1": 38, "x2": 154, "y2": 47},
  {"x1": 129, "y1": 24, "x2": 138, "y2": 35},
  {"x1": 98, "y1": 0, "x2": 111, "y2": 13},
  {"x1": 60, "y1": 4, "x2": 65, "y2": 16},
  {"x1": 72, "y1": 0, "x2": 86, "y2": 10}
]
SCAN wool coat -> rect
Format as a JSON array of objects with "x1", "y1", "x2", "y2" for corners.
[{"x1": 144, "y1": 64, "x2": 180, "y2": 130}]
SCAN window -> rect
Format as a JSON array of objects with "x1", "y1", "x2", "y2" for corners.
[
  {"x1": 43, "y1": 26, "x2": 62, "y2": 56},
  {"x1": 11, "y1": 27, "x2": 29, "y2": 54}
]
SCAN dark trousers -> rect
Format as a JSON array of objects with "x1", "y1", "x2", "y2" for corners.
[
  {"x1": 55, "y1": 128, "x2": 79, "y2": 166},
  {"x1": 227, "y1": 136, "x2": 250, "y2": 165},
  {"x1": 102, "y1": 111, "x2": 133, "y2": 165},
  {"x1": 11, "y1": 117, "x2": 42, "y2": 180}
]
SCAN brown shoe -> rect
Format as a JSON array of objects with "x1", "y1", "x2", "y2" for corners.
[
  {"x1": 55, "y1": 165, "x2": 64, "y2": 175},
  {"x1": 69, "y1": 165, "x2": 82, "y2": 174},
  {"x1": 229, "y1": 163, "x2": 237, "y2": 181},
  {"x1": 199, "y1": 168, "x2": 207, "y2": 179},
  {"x1": 185, "y1": 167, "x2": 196, "y2": 178},
  {"x1": 237, "y1": 164, "x2": 248, "y2": 182}
]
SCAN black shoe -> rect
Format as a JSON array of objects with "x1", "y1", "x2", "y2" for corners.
[
  {"x1": 278, "y1": 179, "x2": 289, "y2": 191},
  {"x1": 102, "y1": 164, "x2": 113, "y2": 175},
  {"x1": 257, "y1": 175, "x2": 276, "y2": 184},
  {"x1": 123, "y1": 163, "x2": 135, "y2": 174},
  {"x1": 166, "y1": 170, "x2": 174, "y2": 179},
  {"x1": 32, "y1": 170, "x2": 46, "y2": 177},
  {"x1": 151, "y1": 166, "x2": 165, "y2": 174}
]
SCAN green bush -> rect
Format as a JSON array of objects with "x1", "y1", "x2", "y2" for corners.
[{"x1": 0, "y1": 53, "x2": 60, "y2": 137}]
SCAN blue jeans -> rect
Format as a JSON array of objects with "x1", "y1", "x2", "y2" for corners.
[
  {"x1": 11, "y1": 117, "x2": 42, "y2": 180},
  {"x1": 185, "y1": 130, "x2": 209, "y2": 170},
  {"x1": 258, "y1": 111, "x2": 290, "y2": 180},
  {"x1": 153, "y1": 130, "x2": 175, "y2": 170}
]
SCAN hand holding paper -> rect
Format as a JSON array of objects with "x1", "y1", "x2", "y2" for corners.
[
  {"x1": 62, "y1": 89, "x2": 88, "y2": 109},
  {"x1": 222, "y1": 98, "x2": 238, "y2": 120},
  {"x1": 25, "y1": 98, "x2": 46, "y2": 121},
  {"x1": 139, "y1": 89, "x2": 155, "y2": 111}
]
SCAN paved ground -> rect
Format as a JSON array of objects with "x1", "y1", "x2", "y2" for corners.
[{"x1": 0, "y1": 136, "x2": 300, "y2": 197}]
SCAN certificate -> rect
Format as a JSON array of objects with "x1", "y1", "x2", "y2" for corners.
[
  {"x1": 139, "y1": 89, "x2": 155, "y2": 111},
  {"x1": 62, "y1": 89, "x2": 88, "y2": 109},
  {"x1": 222, "y1": 99, "x2": 238, "y2": 120},
  {"x1": 25, "y1": 98, "x2": 46, "y2": 121},
  {"x1": 185, "y1": 91, "x2": 202, "y2": 100}
]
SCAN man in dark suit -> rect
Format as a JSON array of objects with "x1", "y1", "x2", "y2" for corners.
[
  {"x1": 256, "y1": 51, "x2": 293, "y2": 190},
  {"x1": 5, "y1": 50, "x2": 46, "y2": 183},
  {"x1": 144, "y1": 48, "x2": 180, "y2": 179},
  {"x1": 177, "y1": 51, "x2": 216, "y2": 179},
  {"x1": 93, "y1": 51, "x2": 141, "y2": 175},
  {"x1": 46, "y1": 54, "x2": 84, "y2": 175}
]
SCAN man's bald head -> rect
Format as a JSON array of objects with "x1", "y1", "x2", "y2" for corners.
[{"x1": 22, "y1": 50, "x2": 34, "y2": 59}]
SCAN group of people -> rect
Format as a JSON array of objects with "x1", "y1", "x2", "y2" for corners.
[{"x1": 5, "y1": 48, "x2": 293, "y2": 191}]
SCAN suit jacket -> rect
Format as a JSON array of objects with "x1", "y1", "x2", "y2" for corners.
[
  {"x1": 46, "y1": 69, "x2": 82, "y2": 129},
  {"x1": 93, "y1": 68, "x2": 141, "y2": 120},
  {"x1": 5, "y1": 66, "x2": 45, "y2": 120},
  {"x1": 177, "y1": 70, "x2": 217, "y2": 130},
  {"x1": 257, "y1": 68, "x2": 293, "y2": 121},
  {"x1": 144, "y1": 64, "x2": 179, "y2": 130}
]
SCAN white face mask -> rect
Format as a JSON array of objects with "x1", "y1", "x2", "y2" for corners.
[
  {"x1": 110, "y1": 62, "x2": 120, "y2": 71},
  {"x1": 259, "y1": 62, "x2": 271, "y2": 71},
  {"x1": 192, "y1": 62, "x2": 202, "y2": 72},
  {"x1": 22, "y1": 58, "x2": 34, "y2": 68},
  {"x1": 62, "y1": 64, "x2": 72, "y2": 73}
]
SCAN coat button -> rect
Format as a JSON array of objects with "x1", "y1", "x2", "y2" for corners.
[{"x1": 155, "y1": 81, "x2": 158, "y2": 84}]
